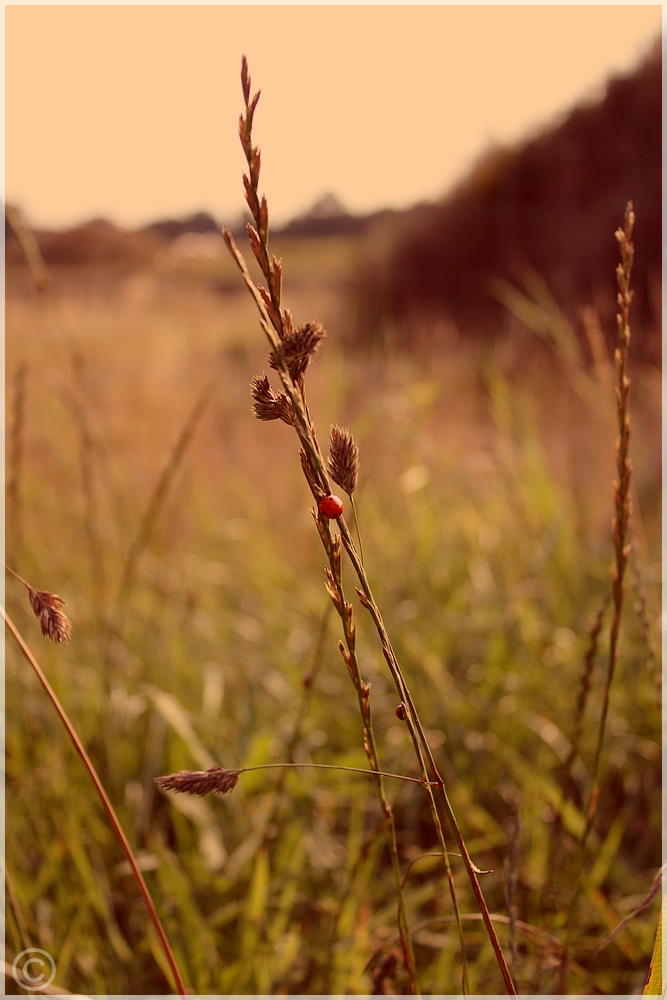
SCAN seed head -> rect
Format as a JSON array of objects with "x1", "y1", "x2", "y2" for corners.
[
  {"x1": 327, "y1": 424, "x2": 360, "y2": 495},
  {"x1": 270, "y1": 321, "x2": 326, "y2": 384},
  {"x1": 155, "y1": 766, "x2": 239, "y2": 797},
  {"x1": 28, "y1": 589, "x2": 72, "y2": 644},
  {"x1": 250, "y1": 374, "x2": 295, "y2": 425}
]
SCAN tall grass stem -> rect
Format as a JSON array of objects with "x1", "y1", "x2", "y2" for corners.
[
  {"x1": 559, "y1": 201, "x2": 636, "y2": 991},
  {"x1": 224, "y1": 57, "x2": 516, "y2": 996},
  {"x1": 2, "y1": 608, "x2": 188, "y2": 996}
]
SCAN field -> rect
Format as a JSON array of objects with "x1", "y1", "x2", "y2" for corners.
[{"x1": 4, "y1": 217, "x2": 661, "y2": 995}]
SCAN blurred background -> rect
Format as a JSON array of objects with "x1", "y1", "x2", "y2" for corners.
[{"x1": 5, "y1": 7, "x2": 662, "y2": 996}]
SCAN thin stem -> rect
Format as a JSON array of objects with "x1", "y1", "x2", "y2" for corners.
[
  {"x1": 7, "y1": 362, "x2": 28, "y2": 574},
  {"x1": 564, "y1": 592, "x2": 611, "y2": 777},
  {"x1": 117, "y1": 380, "x2": 215, "y2": 606},
  {"x1": 400, "y1": 852, "x2": 490, "y2": 891},
  {"x1": 340, "y1": 517, "x2": 515, "y2": 993},
  {"x1": 3, "y1": 607, "x2": 188, "y2": 996},
  {"x1": 5, "y1": 870, "x2": 32, "y2": 953},
  {"x1": 559, "y1": 202, "x2": 635, "y2": 992},
  {"x1": 321, "y1": 520, "x2": 421, "y2": 994},
  {"x1": 3, "y1": 561, "x2": 32, "y2": 591},
  {"x1": 381, "y1": 914, "x2": 604, "y2": 994},
  {"x1": 236, "y1": 761, "x2": 431, "y2": 784},
  {"x1": 349, "y1": 494, "x2": 365, "y2": 565}
]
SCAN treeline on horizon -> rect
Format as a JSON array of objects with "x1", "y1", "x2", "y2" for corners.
[{"x1": 6, "y1": 40, "x2": 661, "y2": 362}]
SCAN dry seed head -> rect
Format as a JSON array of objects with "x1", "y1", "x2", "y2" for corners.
[
  {"x1": 269, "y1": 256, "x2": 282, "y2": 302},
  {"x1": 338, "y1": 639, "x2": 357, "y2": 684},
  {"x1": 259, "y1": 196, "x2": 269, "y2": 243},
  {"x1": 250, "y1": 147, "x2": 261, "y2": 189},
  {"x1": 248, "y1": 90, "x2": 260, "y2": 119},
  {"x1": 246, "y1": 223, "x2": 268, "y2": 272},
  {"x1": 155, "y1": 766, "x2": 239, "y2": 797},
  {"x1": 332, "y1": 534, "x2": 341, "y2": 577},
  {"x1": 284, "y1": 320, "x2": 326, "y2": 357},
  {"x1": 257, "y1": 285, "x2": 282, "y2": 331},
  {"x1": 355, "y1": 586, "x2": 372, "y2": 610},
  {"x1": 28, "y1": 588, "x2": 72, "y2": 644},
  {"x1": 363, "y1": 733, "x2": 373, "y2": 761},
  {"x1": 238, "y1": 114, "x2": 250, "y2": 155},
  {"x1": 250, "y1": 375, "x2": 295, "y2": 425},
  {"x1": 324, "y1": 568, "x2": 343, "y2": 615},
  {"x1": 327, "y1": 424, "x2": 360, "y2": 495},
  {"x1": 241, "y1": 56, "x2": 251, "y2": 105},
  {"x1": 270, "y1": 321, "x2": 326, "y2": 384},
  {"x1": 301, "y1": 449, "x2": 328, "y2": 502}
]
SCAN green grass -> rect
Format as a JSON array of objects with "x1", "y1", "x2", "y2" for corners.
[{"x1": 5, "y1": 249, "x2": 661, "y2": 994}]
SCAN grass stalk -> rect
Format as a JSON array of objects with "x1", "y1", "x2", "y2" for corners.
[
  {"x1": 5, "y1": 869, "x2": 33, "y2": 953},
  {"x1": 349, "y1": 494, "x2": 365, "y2": 566},
  {"x1": 564, "y1": 591, "x2": 611, "y2": 778},
  {"x1": 70, "y1": 351, "x2": 109, "y2": 632},
  {"x1": 116, "y1": 379, "x2": 215, "y2": 607},
  {"x1": 161, "y1": 761, "x2": 437, "y2": 786},
  {"x1": 225, "y1": 59, "x2": 422, "y2": 994},
  {"x1": 2, "y1": 607, "x2": 188, "y2": 996},
  {"x1": 393, "y1": 914, "x2": 605, "y2": 993},
  {"x1": 222, "y1": 57, "x2": 517, "y2": 995},
  {"x1": 7, "y1": 362, "x2": 28, "y2": 574},
  {"x1": 559, "y1": 201, "x2": 636, "y2": 991},
  {"x1": 5, "y1": 203, "x2": 51, "y2": 292},
  {"x1": 341, "y1": 518, "x2": 511, "y2": 992}
]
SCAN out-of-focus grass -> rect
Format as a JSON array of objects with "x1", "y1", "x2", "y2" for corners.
[{"x1": 5, "y1": 244, "x2": 661, "y2": 994}]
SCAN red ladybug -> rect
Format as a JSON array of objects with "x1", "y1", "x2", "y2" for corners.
[{"x1": 319, "y1": 494, "x2": 344, "y2": 519}]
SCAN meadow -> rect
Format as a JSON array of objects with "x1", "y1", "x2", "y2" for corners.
[{"x1": 4, "y1": 175, "x2": 661, "y2": 992}]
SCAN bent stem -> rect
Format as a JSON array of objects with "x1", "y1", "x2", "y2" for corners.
[
  {"x1": 2, "y1": 608, "x2": 188, "y2": 996},
  {"x1": 236, "y1": 762, "x2": 432, "y2": 784}
]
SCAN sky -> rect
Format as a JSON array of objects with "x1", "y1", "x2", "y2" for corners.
[{"x1": 6, "y1": 5, "x2": 662, "y2": 231}]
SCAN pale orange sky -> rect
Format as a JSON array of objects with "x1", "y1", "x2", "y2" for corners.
[{"x1": 6, "y1": 5, "x2": 662, "y2": 230}]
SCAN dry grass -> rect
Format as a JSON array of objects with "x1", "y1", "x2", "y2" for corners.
[{"x1": 3, "y1": 78, "x2": 661, "y2": 993}]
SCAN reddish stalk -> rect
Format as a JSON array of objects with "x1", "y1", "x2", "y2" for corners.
[
  {"x1": 222, "y1": 57, "x2": 516, "y2": 996},
  {"x1": 3, "y1": 608, "x2": 188, "y2": 996},
  {"x1": 559, "y1": 202, "x2": 636, "y2": 991}
]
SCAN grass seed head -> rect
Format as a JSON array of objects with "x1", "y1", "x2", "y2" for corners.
[
  {"x1": 28, "y1": 588, "x2": 72, "y2": 644},
  {"x1": 270, "y1": 320, "x2": 326, "y2": 384},
  {"x1": 327, "y1": 424, "x2": 360, "y2": 495},
  {"x1": 155, "y1": 766, "x2": 239, "y2": 797},
  {"x1": 250, "y1": 374, "x2": 295, "y2": 425}
]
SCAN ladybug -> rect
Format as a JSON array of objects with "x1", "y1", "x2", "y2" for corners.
[{"x1": 319, "y1": 494, "x2": 344, "y2": 519}]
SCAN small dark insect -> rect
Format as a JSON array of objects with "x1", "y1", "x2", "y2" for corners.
[
  {"x1": 396, "y1": 703, "x2": 407, "y2": 721},
  {"x1": 319, "y1": 494, "x2": 344, "y2": 519}
]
